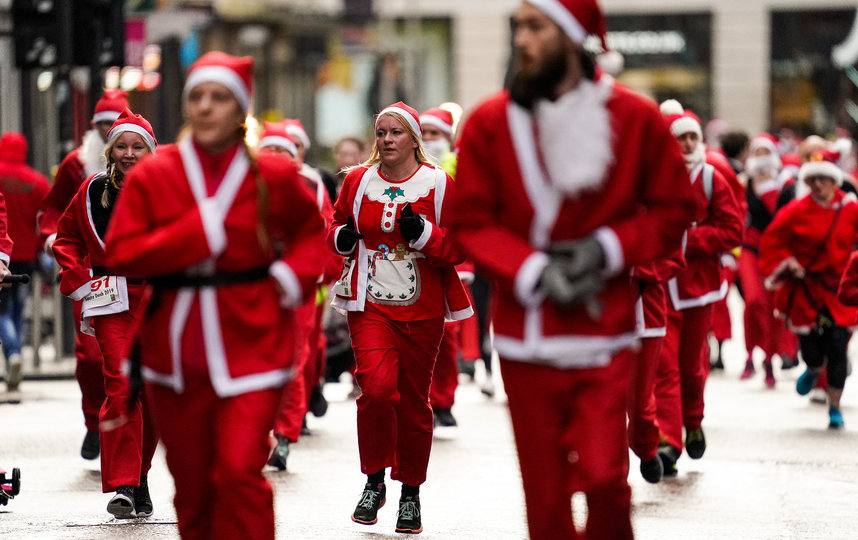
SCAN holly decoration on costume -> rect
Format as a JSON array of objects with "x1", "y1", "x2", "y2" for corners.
[{"x1": 383, "y1": 186, "x2": 405, "y2": 199}]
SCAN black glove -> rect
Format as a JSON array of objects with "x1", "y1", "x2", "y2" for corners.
[
  {"x1": 336, "y1": 216, "x2": 363, "y2": 253},
  {"x1": 397, "y1": 202, "x2": 425, "y2": 243},
  {"x1": 538, "y1": 261, "x2": 604, "y2": 308},
  {"x1": 547, "y1": 236, "x2": 606, "y2": 280}
]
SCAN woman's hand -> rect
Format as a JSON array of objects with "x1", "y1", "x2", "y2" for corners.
[
  {"x1": 336, "y1": 217, "x2": 363, "y2": 253},
  {"x1": 397, "y1": 203, "x2": 425, "y2": 243}
]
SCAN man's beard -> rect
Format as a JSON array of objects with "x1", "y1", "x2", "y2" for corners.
[
  {"x1": 684, "y1": 143, "x2": 706, "y2": 171},
  {"x1": 508, "y1": 46, "x2": 568, "y2": 110}
]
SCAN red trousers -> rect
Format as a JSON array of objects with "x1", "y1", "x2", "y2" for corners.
[
  {"x1": 148, "y1": 376, "x2": 281, "y2": 540},
  {"x1": 301, "y1": 298, "x2": 326, "y2": 409},
  {"x1": 92, "y1": 286, "x2": 157, "y2": 492},
  {"x1": 272, "y1": 300, "x2": 314, "y2": 442},
  {"x1": 627, "y1": 335, "x2": 664, "y2": 462},
  {"x1": 739, "y1": 250, "x2": 796, "y2": 359},
  {"x1": 656, "y1": 303, "x2": 713, "y2": 451},
  {"x1": 348, "y1": 310, "x2": 444, "y2": 486},
  {"x1": 430, "y1": 321, "x2": 461, "y2": 410},
  {"x1": 73, "y1": 299, "x2": 106, "y2": 432},
  {"x1": 459, "y1": 284, "x2": 481, "y2": 361},
  {"x1": 501, "y1": 352, "x2": 634, "y2": 540}
]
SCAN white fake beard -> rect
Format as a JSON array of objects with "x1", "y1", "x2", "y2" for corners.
[
  {"x1": 745, "y1": 154, "x2": 782, "y2": 179},
  {"x1": 684, "y1": 143, "x2": 706, "y2": 171},
  {"x1": 534, "y1": 79, "x2": 613, "y2": 198},
  {"x1": 423, "y1": 138, "x2": 450, "y2": 166},
  {"x1": 79, "y1": 129, "x2": 108, "y2": 177}
]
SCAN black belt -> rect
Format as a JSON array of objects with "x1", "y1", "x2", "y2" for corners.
[
  {"x1": 148, "y1": 266, "x2": 270, "y2": 290},
  {"x1": 91, "y1": 266, "x2": 145, "y2": 285}
]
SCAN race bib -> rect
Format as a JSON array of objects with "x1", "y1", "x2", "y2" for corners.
[{"x1": 81, "y1": 275, "x2": 130, "y2": 319}]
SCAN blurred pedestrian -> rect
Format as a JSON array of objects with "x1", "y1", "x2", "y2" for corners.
[
  {"x1": 53, "y1": 108, "x2": 159, "y2": 519},
  {"x1": 451, "y1": 1, "x2": 697, "y2": 537},
  {"x1": 104, "y1": 51, "x2": 327, "y2": 539}
]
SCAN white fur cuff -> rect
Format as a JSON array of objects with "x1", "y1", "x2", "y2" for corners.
[
  {"x1": 270, "y1": 260, "x2": 303, "y2": 308},
  {"x1": 334, "y1": 225, "x2": 356, "y2": 255},
  {"x1": 69, "y1": 280, "x2": 93, "y2": 301},
  {"x1": 593, "y1": 226, "x2": 624, "y2": 277},
  {"x1": 409, "y1": 219, "x2": 433, "y2": 251},
  {"x1": 515, "y1": 251, "x2": 550, "y2": 308}
]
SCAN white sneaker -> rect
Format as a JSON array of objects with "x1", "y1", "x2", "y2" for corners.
[
  {"x1": 481, "y1": 374, "x2": 495, "y2": 398},
  {"x1": 810, "y1": 387, "x2": 828, "y2": 404}
]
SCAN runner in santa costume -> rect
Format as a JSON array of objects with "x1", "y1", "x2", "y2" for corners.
[
  {"x1": 103, "y1": 51, "x2": 327, "y2": 540},
  {"x1": 653, "y1": 100, "x2": 742, "y2": 475},
  {"x1": 258, "y1": 121, "x2": 341, "y2": 470},
  {"x1": 0, "y1": 191, "x2": 12, "y2": 281},
  {"x1": 451, "y1": 2, "x2": 697, "y2": 537},
  {"x1": 329, "y1": 101, "x2": 472, "y2": 534},
  {"x1": 40, "y1": 89, "x2": 129, "y2": 460},
  {"x1": 53, "y1": 108, "x2": 159, "y2": 519},
  {"x1": 738, "y1": 134, "x2": 793, "y2": 385},
  {"x1": 762, "y1": 150, "x2": 858, "y2": 429}
]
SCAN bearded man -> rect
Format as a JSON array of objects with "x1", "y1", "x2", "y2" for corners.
[{"x1": 451, "y1": 1, "x2": 697, "y2": 538}]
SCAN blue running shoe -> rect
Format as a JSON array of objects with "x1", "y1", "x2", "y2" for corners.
[
  {"x1": 829, "y1": 407, "x2": 844, "y2": 429},
  {"x1": 796, "y1": 370, "x2": 818, "y2": 396}
]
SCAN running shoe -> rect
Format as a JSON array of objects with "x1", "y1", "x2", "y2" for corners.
[
  {"x1": 81, "y1": 430, "x2": 100, "y2": 460},
  {"x1": 796, "y1": 369, "x2": 819, "y2": 396},
  {"x1": 740, "y1": 360, "x2": 755, "y2": 380},
  {"x1": 352, "y1": 482, "x2": 386, "y2": 525},
  {"x1": 267, "y1": 436, "x2": 290, "y2": 471},
  {"x1": 309, "y1": 385, "x2": 328, "y2": 417},
  {"x1": 639, "y1": 456, "x2": 663, "y2": 484},
  {"x1": 134, "y1": 475, "x2": 153, "y2": 518},
  {"x1": 763, "y1": 361, "x2": 776, "y2": 388},
  {"x1": 685, "y1": 428, "x2": 706, "y2": 459},
  {"x1": 829, "y1": 407, "x2": 845, "y2": 429},
  {"x1": 107, "y1": 485, "x2": 136, "y2": 519},
  {"x1": 433, "y1": 408, "x2": 457, "y2": 427},
  {"x1": 395, "y1": 495, "x2": 423, "y2": 534},
  {"x1": 657, "y1": 444, "x2": 680, "y2": 477}
]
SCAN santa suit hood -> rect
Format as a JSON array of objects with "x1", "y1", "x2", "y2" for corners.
[{"x1": 0, "y1": 132, "x2": 27, "y2": 163}]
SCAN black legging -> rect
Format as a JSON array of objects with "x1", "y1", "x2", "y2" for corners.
[
  {"x1": 798, "y1": 324, "x2": 850, "y2": 390},
  {"x1": 470, "y1": 272, "x2": 493, "y2": 375}
]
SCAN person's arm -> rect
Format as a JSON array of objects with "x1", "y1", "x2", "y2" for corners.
[
  {"x1": 40, "y1": 151, "x2": 83, "y2": 252},
  {"x1": 685, "y1": 169, "x2": 744, "y2": 257},
  {"x1": 837, "y1": 251, "x2": 858, "y2": 306},
  {"x1": 52, "y1": 188, "x2": 94, "y2": 299},
  {"x1": 758, "y1": 201, "x2": 802, "y2": 287},
  {"x1": 0, "y1": 191, "x2": 12, "y2": 285}
]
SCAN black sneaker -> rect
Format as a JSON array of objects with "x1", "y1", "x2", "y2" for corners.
[
  {"x1": 81, "y1": 430, "x2": 100, "y2": 460},
  {"x1": 395, "y1": 495, "x2": 423, "y2": 534},
  {"x1": 657, "y1": 444, "x2": 680, "y2": 477},
  {"x1": 639, "y1": 456, "x2": 663, "y2": 484},
  {"x1": 351, "y1": 483, "x2": 386, "y2": 525},
  {"x1": 107, "y1": 485, "x2": 136, "y2": 519},
  {"x1": 309, "y1": 385, "x2": 328, "y2": 417},
  {"x1": 433, "y1": 408, "x2": 457, "y2": 427},
  {"x1": 134, "y1": 475, "x2": 153, "y2": 518},
  {"x1": 780, "y1": 353, "x2": 799, "y2": 370},
  {"x1": 301, "y1": 416, "x2": 311, "y2": 436},
  {"x1": 267, "y1": 436, "x2": 290, "y2": 471},
  {"x1": 685, "y1": 428, "x2": 706, "y2": 459}
]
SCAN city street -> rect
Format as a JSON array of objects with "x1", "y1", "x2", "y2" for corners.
[{"x1": 3, "y1": 294, "x2": 858, "y2": 539}]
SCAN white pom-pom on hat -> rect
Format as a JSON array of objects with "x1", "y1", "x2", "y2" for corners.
[
  {"x1": 659, "y1": 99, "x2": 684, "y2": 116},
  {"x1": 596, "y1": 50, "x2": 624, "y2": 76}
]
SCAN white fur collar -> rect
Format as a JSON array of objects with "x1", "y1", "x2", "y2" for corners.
[
  {"x1": 79, "y1": 129, "x2": 107, "y2": 177},
  {"x1": 534, "y1": 78, "x2": 614, "y2": 198}
]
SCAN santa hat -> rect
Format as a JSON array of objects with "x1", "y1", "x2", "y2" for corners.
[
  {"x1": 659, "y1": 99, "x2": 702, "y2": 139},
  {"x1": 750, "y1": 133, "x2": 779, "y2": 156},
  {"x1": 419, "y1": 108, "x2": 454, "y2": 136},
  {"x1": 376, "y1": 102, "x2": 421, "y2": 136},
  {"x1": 183, "y1": 51, "x2": 253, "y2": 112},
  {"x1": 799, "y1": 149, "x2": 844, "y2": 186},
  {"x1": 92, "y1": 89, "x2": 129, "y2": 124},
  {"x1": 258, "y1": 121, "x2": 298, "y2": 156},
  {"x1": 284, "y1": 119, "x2": 311, "y2": 151},
  {"x1": 526, "y1": 0, "x2": 623, "y2": 75},
  {"x1": 106, "y1": 107, "x2": 157, "y2": 152}
]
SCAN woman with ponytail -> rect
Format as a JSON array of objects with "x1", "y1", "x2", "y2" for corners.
[
  {"x1": 103, "y1": 51, "x2": 326, "y2": 540},
  {"x1": 53, "y1": 107, "x2": 159, "y2": 519}
]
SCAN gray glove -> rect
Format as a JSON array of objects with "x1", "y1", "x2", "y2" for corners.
[
  {"x1": 547, "y1": 236, "x2": 606, "y2": 280},
  {"x1": 538, "y1": 261, "x2": 604, "y2": 313}
]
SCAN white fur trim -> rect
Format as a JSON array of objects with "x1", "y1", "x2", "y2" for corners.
[
  {"x1": 669, "y1": 116, "x2": 702, "y2": 138},
  {"x1": 285, "y1": 125, "x2": 311, "y2": 150},
  {"x1": 419, "y1": 114, "x2": 452, "y2": 135},
  {"x1": 0, "y1": 251, "x2": 8, "y2": 265},
  {"x1": 184, "y1": 66, "x2": 250, "y2": 111},
  {"x1": 107, "y1": 124, "x2": 157, "y2": 151},
  {"x1": 458, "y1": 270, "x2": 475, "y2": 284},
  {"x1": 69, "y1": 280, "x2": 92, "y2": 301},
  {"x1": 409, "y1": 219, "x2": 433, "y2": 251},
  {"x1": 84, "y1": 174, "x2": 107, "y2": 249},
  {"x1": 198, "y1": 198, "x2": 226, "y2": 256},
  {"x1": 446, "y1": 305, "x2": 475, "y2": 321},
  {"x1": 526, "y1": 0, "x2": 588, "y2": 44},
  {"x1": 667, "y1": 277, "x2": 729, "y2": 310},
  {"x1": 259, "y1": 136, "x2": 297, "y2": 156},
  {"x1": 593, "y1": 226, "x2": 624, "y2": 277},
  {"x1": 634, "y1": 295, "x2": 667, "y2": 337},
  {"x1": 45, "y1": 232, "x2": 57, "y2": 253},
  {"x1": 515, "y1": 251, "x2": 550, "y2": 308},
  {"x1": 92, "y1": 110, "x2": 121, "y2": 124},
  {"x1": 376, "y1": 106, "x2": 420, "y2": 136},
  {"x1": 799, "y1": 160, "x2": 844, "y2": 186},
  {"x1": 494, "y1": 331, "x2": 638, "y2": 368},
  {"x1": 269, "y1": 260, "x2": 303, "y2": 308}
]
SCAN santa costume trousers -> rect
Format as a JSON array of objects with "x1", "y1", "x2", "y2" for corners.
[
  {"x1": 93, "y1": 289, "x2": 156, "y2": 492},
  {"x1": 73, "y1": 299, "x2": 106, "y2": 432},
  {"x1": 301, "y1": 296, "x2": 327, "y2": 408},
  {"x1": 628, "y1": 335, "x2": 665, "y2": 462},
  {"x1": 656, "y1": 303, "x2": 713, "y2": 451},
  {"x1": 501, "y1": 351, "x2": 634, "y2": 540},
  {"x1": 148, "y1": 375, "x2": 281, "y2": 540},
  {"x1": 272, "y1": 300, "x2": 314, "y2": 443},
  {"x1": 347, "y1": 310, "x2": 444, "y2": 486},
  {"x1": 430, "y1": 321, "x2": 461, "y2": 410},
  {"x1": 739, "y1": 250, "x2": 796, "y2": 359}
]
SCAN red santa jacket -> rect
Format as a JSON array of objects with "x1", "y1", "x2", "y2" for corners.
[
  {"x1": 451, "y1": 76, "x2": 697, "y2": 369},
  {"x1": 0, "y1": 132, "x2": 48, "y2": 262},
  {"x1": 837, "y1": 250, "x2": 858, "y2": 308},
  {"x1": 667, "y1": 163, "x2": 743, "y2": 310},
  {"x1": 760, "y1": 190, "x2": 858, "y2": 332},
  {"x1": 40, "y1": 130, "x2": 106, "y2": 250},
  {"x1": 327, "y1": 163, "x2": 472, "y2": 321},
  {"x1": 0, "y1": 191, "x2": 12, "y2": 263},
  {"x1": 298, "y1": 163, "x2": 341, "y2": 284},
  {"x1": 104, "y1": 138, "x2": 327, "y2": 397}
]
